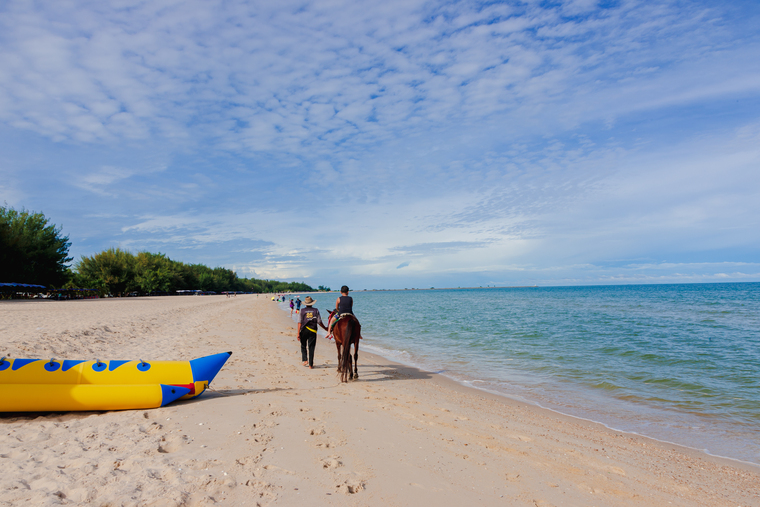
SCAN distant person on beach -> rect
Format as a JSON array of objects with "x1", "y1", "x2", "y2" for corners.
[
  {"x1": 297, "y1": 296, "x2": 328, "y2": 368},
  {"x1": 290, "y1": 298, "x2": 295, "y2": 316},
  {"x1": 295, "y1": 297, "x2": 301, "y2": 314}
]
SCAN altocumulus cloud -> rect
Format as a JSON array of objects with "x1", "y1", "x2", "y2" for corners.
[{"x1": 0, "y1": 0, "x2": 759, "y2": 288}]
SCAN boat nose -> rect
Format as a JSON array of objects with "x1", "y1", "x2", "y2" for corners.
[{"x1": 189, "y1": 352, "x2": 232, "y2": 384}]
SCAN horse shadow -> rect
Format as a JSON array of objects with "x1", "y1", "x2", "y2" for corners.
[{"x1": 346, "y1": 363, "x2": 434, "y2": 383}]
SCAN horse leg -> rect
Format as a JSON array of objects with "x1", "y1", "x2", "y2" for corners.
[
  {"x1": 338, "y1": 320, "x2": 354, "y2": 383},
  {"x1": 353, "y1": 339, "x2": 359, "y2": 380}
]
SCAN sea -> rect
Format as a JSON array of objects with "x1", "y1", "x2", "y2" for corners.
[{"x1": 282, "y1": 282, "x2": 760, "y2": 465}]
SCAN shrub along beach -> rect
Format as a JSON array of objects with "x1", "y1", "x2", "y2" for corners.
[
  {"x1": 1, "y1": 204, "x2": 312, "y2": 297},
  {"x1": 73, "y1": 248, "x2": 312, "y2": 296}
]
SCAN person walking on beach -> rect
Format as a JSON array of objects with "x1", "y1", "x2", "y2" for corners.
[
  {"x1": 290, "y1": 298, "x2": 295, "y2": 316},
  {"x1": 297, "y1": 296, "x2": 328, "y2": 368},
  {"x1": 295, "y1": 297, "x2": 302, "y2": 314}
]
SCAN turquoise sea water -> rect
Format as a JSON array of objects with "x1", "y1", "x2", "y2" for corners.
[{"x1": 285, "y1": 283, "x2": 760, "y2": 464}]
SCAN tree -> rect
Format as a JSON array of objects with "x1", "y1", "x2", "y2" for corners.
[
  {"x1": 76, "y1": 248, "x2": 137, "y2": 295},
  {"x1": 134, "y1": 252, "x2": 184, "y2": 293},
  {"x1": 0, "y1": 205, "x2": 72, "y2": 287}
]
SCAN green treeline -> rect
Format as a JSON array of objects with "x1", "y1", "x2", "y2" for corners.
[
  {"x1": 1, "y1": 206, "x2": 72, "y2": 286},
  {"x1": 73, "y1": 248, "x2": 313, "y2": 296},
  {"x1": 1, "y1": 205, "x2": 314, "y2": 295}
]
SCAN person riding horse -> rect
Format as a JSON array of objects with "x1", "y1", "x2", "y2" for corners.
[
  {"x1": 327, "y1": 285, "x2": 353, "y2": 335},
  {"x1": 327, "y1": 286, "x2": 362, "y2": 381}
]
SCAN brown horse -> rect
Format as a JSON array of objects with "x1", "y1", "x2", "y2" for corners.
[{"x1": 329, "y1": 310, "x2": 361, "y2": 382}]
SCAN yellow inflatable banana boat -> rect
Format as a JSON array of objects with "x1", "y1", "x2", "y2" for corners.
[{"x1": 0, "y1": 352, "x2": 231, "y2": 412}]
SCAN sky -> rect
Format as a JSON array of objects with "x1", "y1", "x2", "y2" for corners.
[{"x1": 1, "y1": 0, "x2": 759, "y2": 289}]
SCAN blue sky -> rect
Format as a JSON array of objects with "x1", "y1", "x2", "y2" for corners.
[{"x1": 1, "y1": 0, "x2": 759, "y2": 289}]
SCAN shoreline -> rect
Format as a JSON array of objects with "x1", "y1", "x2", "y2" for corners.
[
  {"x1": 284, "y1": 310, "x2": 760, "y2": 473},
  {"x1": 362, "y1": 344, "x2": 760, "y2": 469},
  {"x1": 356, "y1": 345, "x2": 760, "y2": 473},
  {"x1": 2, "y1": 295, "x2": 759, "y2": 506},
  {"x1": 278, "y1": 299, "x2": 760, "y2": 468}
]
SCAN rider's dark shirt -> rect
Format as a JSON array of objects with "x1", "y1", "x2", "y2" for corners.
[{"x1": 337, "y1": 295, "x2": 353, "y2": 315}]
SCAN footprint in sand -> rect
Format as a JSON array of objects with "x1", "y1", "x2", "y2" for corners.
[
  {"x1": 315, "y1": 440, "x2": 336, "y2": 449},
  {"x1": 320, "y1": 456, "x2": 343, "y2": 469},
  {"x1": 158, "y1": 434, "x2": 189, "y2": 453},
  {"x1": 263, "y1": 464, "x2": 294, "y2": 475},
  {"x1": 140, "y1": 422, "x2": 163, "y2": 434},
  {"x1": 250, "y1": 432, "x2": 273, "y2": 445},
  {"x1": 234, "y1": 456, "x2": 261, "y2": 470},
  {"x1": 334, "y1": 478, "x2": 365, "y2": 494}
]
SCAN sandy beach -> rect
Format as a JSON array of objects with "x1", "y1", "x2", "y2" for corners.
[{"x1": 1, "y1": 295, "x2": 758, "y2": 507}]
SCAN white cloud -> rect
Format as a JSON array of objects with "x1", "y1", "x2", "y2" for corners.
[{"x1": 3, "y1": 0, "x2": 757, "y2": 156}]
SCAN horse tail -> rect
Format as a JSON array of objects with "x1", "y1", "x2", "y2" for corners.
[{"x1": 340, "y1": 318, "x2": 354, "y2": 382}]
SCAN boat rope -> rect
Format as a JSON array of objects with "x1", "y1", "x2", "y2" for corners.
[{"x1": 204, "y1": 385, "x2": 232, "y2": 397}]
